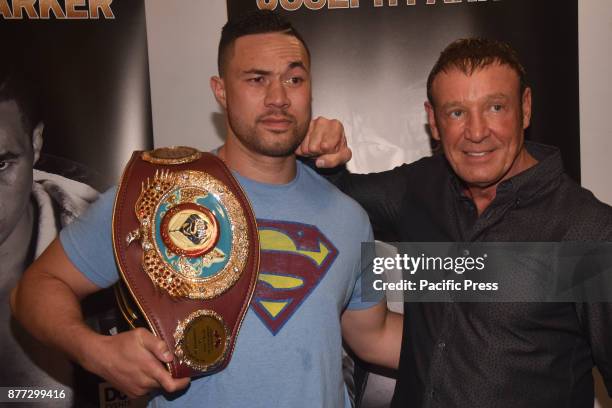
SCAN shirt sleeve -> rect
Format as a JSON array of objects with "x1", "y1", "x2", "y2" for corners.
[
  {"x1": 59, "y1": 187, "x2": 119, "y2": 288},
  {"x1": 346, "y1": 224, "x2": 385, "y2": 310},
  {"x1": 578, "y1": 302, "x2": 612, "y2": 395},
  {"x1": 329, "y1": 165, "x2": 410, "y2": 242},
  {"x1": 579, "y1": 222, "x2": 612, "y2": 395}
]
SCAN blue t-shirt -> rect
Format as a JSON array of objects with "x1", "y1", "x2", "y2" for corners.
[{"x1": 60, "y1": 161, "x2": 376, "y2": 408}]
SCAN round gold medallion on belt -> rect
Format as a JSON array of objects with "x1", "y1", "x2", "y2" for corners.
[
  {"x1": 141, "y1": 146, "x2": 202, "y2": 165},
  {"x1": 174, "y1": 310, "x2": 231, "y2": 372},
  {"x1": 160, "y1": 203, "x2": 220, "y2": 257}
]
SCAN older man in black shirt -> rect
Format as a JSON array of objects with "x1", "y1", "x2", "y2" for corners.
[{"x1": 307, "y1": 38, "x2": 612, "y2": 407}]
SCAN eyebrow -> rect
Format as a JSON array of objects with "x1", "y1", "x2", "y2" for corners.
[
  {"x1": 241, "y1": 61, "x2": 308, "y2": 76},
  {"x1": 440, "y1": 93, "x2": 511, "y2": 110},
  {"x1": 243, "y1": 69, "x2": 271, "y2": 76},
  {"x1": 288, "y1": 61, "x2": 307, "y2": 71},
  {"x1": 0, "y1": 152, "x2": 19, "y2": 161},
  {"x1": 440, "y1": 101, "x2": 463, "y2": 111},
  {"x1": 485, "y1": 93, "x2": 510, "y2": 101}
]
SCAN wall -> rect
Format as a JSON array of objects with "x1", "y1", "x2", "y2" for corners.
[
  {"x1": 579, "y1": 0, "x2": 612, "y2": 205},
  {"x1": 145, "y1": 0, "x2": 227, "y2": 152}
]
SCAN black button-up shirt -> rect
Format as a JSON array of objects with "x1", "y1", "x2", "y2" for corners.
[{"x1": 336, "y1": 142, "x2": 612, "y2": 407}]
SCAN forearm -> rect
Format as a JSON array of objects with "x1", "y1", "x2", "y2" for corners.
[
  {"x1": 342, "y1": 303, "x2": 403, "y2": 369},
  {"x1": 12, "y1": 266, "x2": 191, "y2": 397},
  {"x1": 11, "y1": 268, "x2": 103, "y2": 370},
  {"x1": 11, "y1": 239, "x2": 106, "y2": 371},
  {"x1": 357, "y1": 311, "x2": 402, "y2": 369},
  {"x1": 331, "y1": 169, "x2": 408, "y2": 241}
]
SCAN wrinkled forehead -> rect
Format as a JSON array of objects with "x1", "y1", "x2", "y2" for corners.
[
  {"x1": 0, "y1": 100, "x2": 30, "y2": 152},
  {"x1": 229, "y1": 32, "x2": 310, "y2": 72},
  {"x1": 430, "y1": 63, "x2": 521, "y2": 104}
]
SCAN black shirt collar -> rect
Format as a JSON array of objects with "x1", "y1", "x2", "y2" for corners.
[{"x1": 448, "y1": 141, "x2": 565, "y2": 208}]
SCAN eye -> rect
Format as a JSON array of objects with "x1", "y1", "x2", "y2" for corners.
[
  {"x1": 284, "y1": 76, "x2": 304, "y2": 86},
  {"x1": 449, "y1": 110, "x2": 464, "y2": 119},
  {"x1": 490, "y1": 104, "x2": 503, "y2": 112},
  {"x1": 0, "y1": 161, "x2": 9, "y2": 171},
  {"x1": 247, "y1": 76, "x2": 265, "y2": 84}
]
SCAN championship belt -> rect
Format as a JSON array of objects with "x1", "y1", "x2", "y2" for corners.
[{"x1": 112, "y1": 147, "x2": 259, "y2": 378}]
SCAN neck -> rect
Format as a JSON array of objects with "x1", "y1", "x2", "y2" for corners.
[
  {"x1": 0, "y1": 199, "x2": 35, "y2": 284},
  {"x1": 464, "y1": 185, "x2": 497, "y2": 216},
  {"x1": 219, "y1": 136, "x2": 297, "y2": 185},
  {"x1": 464, "y1": 149, "x2": 538, "y2": 216}
]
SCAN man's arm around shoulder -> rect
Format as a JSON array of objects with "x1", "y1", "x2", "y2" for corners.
[{"x1": 10, "y1": 238, "x2": 189, "y2": 398}]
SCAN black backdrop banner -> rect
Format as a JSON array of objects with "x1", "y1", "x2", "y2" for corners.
[
  {"x1": 0, "y1": 2, "x2": 152, "y2": 407},
  {"x1": 1, "y1": 0, "x2": 153, "y2": 189},
  {"x1": 227, "y1": 0, "x2": 580, "y2": 181}
]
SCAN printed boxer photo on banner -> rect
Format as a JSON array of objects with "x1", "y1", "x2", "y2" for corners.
[
  {"x1": 0, "y1": 63, "x2": 96, "y2": 408},
  {"x1": 0, "y1": 2, "x2": 152, "y2": 407}
]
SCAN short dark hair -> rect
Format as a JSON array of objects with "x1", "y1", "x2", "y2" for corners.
[
  {"x1": 427, "y1": 38, "x2": 528, "y2": 106},
  {"x1": 217, "y1": 10, "x2": 310, "y2": 76},
  {"x1": 0, "y1": 64, "x2": 42, "y2": 135}
]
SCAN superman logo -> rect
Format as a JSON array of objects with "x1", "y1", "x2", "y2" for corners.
[{"x1": 251, "y1": 220, "x2": 338, "y2": 335}]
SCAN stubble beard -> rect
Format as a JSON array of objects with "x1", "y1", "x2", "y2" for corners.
[{"x1": 227, "y1": 108, "x2": 311, "y2": 158}]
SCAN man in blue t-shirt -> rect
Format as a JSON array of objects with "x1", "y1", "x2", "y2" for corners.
[{"x1": 11, "y1": 10, "x2": 401, "y2": 407}]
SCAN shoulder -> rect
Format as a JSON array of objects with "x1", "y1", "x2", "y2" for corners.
[
  {"x1": 555, "y1": 175, "x2": 612, "y2": 239},
  {"x1": 402, "y1": 153, "x2": 448, "y2": 179},
  {"x1": 300, "y1": 164, "x2": 371, "y2": 226},
  {"x1": 63, "y1": 186, "x2": 117, "y2": 229},
  {"x1": 33, "y1": 169, "x2": 100, "y2": 201},
  {"x1": 32, "y1": 170, "x2": 101, "y2": 229},
  {"x1": 349, "y1": 154, "x2": 448, "y2": 192},
  {"x1": 92, "y1": 186, "x2": 118, "y2": 208},
  {"x1": 350, "y1": 153, "x2": 446, "y2": 182}
]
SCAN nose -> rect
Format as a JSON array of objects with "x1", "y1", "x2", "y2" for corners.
[
  {"x1": 465, "y1": 112, "x2": 489, "y2": 142},
  {"x1": 264, "y1": 79, "x2": 290, "y2": 110}
]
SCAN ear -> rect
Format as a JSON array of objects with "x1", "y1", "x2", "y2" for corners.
[
  {"x1": 521, "y1": 87, "x2": 532, "y2": 129},
  {"x1": 32, "y1": 122, "x2": 44, "y2": 164},
  {"x1": 210, "y1": 76, "x2": 227, "y2": 110},
  {"x1": 425, "y1": 101, "x2": 440, "y2": 141}
]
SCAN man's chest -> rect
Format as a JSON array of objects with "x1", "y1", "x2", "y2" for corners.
[{"x1": 250, "y1": 218, "x2": 352, "y2": 335}]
